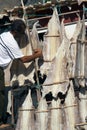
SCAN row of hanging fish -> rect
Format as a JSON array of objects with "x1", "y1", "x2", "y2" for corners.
[
  {"x1": 4, "y1": 6, "x2": 87, "y2": 130},
  {"x1": 5, "y1": 20, "x2": 43, "y2": 114}
]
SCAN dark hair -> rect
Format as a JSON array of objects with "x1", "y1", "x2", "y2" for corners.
[{"x1": 11, "y1": 19, "x2": 26, "y2": 34}]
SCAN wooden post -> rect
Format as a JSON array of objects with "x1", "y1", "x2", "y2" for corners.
[
  {"x1": 11, "y1": 89, "x2": 14, "y2": 125},
  {"x1": 21, "y1": 0, "x2": 41, "y2": 102}
]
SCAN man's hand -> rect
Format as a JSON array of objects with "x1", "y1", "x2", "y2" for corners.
[
  {"x1": 33, "y1": 48, "x2": 42, "y2": 57},
  {"x1": 20, "y1": 48, "x2": 42, "y2": 63}
]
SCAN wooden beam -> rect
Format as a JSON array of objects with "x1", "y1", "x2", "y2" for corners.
[
  {"x1": 44, "y1": 35, "x2": 60, "y2": 37},
  {"x1": 43, "y1": 80, "x2": 69, "y2": 86}
]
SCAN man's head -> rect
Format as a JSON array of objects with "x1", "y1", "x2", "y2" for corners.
[{"x1": 11, "y1": 19, "x2": 26, "y2": 36}]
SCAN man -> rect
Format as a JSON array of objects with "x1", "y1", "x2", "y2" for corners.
[{"x1": 0, "y1": 19, "x2": 42, "y2": 124}]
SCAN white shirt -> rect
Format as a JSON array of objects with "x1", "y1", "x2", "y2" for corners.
[{"x1": 0, "y1": 32, "x2": 24, "y2": 68}]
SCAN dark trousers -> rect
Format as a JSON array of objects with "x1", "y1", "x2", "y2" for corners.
[{"x1": 0, "y1": 67, "x2": 5, "y2": 120}]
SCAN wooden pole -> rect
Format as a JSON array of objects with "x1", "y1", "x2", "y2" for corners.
[
  {"x1": 21, "y1": 0, "x2": 41, "y2": 102},
  {"x1": 11, "y1": 89, "x2": 14, "y2": 125}
]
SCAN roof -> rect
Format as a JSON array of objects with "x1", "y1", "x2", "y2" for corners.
[
  {"x1": 0, "y1": 0, "x2": 87, "y2": 13},
  {"x1": 0, "y1": 0, "x2": 82, "y2": 13},
  {"x1": 0, "y1": 0, "x2": 86, "y2": 31},
  {"x1": 0, "y1": 0, "x2": 20, "y2": 12}
]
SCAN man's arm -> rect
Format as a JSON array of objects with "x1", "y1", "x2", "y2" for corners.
[{"x1": 19, "y1": 48, "x2": 42, "y2": 63}]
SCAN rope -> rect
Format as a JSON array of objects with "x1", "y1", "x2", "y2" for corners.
[
  {"x1": 19, "y1": 108, "x2": 35, "y2": 111},
  {"x1": 44, "y1": 35, "x2": 60, "y2": 37},
  {"x1": 18, "y1": 104, "x2": 77, "y2": 112},
  {"x1": 43, "y1": 80, "x2": 69, "y2": 86}
]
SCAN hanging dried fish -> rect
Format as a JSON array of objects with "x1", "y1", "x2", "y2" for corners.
[
  {"x1": 78, "y1": 87, "x2": 87, "y2": 130},
  {"x1": 43, "y1": 31, "x2": 70, "y2": 87},
  {"x1": 40, "y1": 7, "x2": 61, "y2": 76},
  {"x1": 75, "y1": 13, "x2": 87, "y2": 129},
  {"x1": 16, "y1": 90, "x2": 35, "y2": 130},
  {"x1": 31, "y1": 21, "x2": 41, "y2": 50},
  {"x1": 41, "y1": 17, "x2": 69, "y2": 95},
  {"x1": 41, "y1": 19, "x2": 72, "y2": 130},
  {"x1": 36, "y1": 98, "x2": 48, "y2": 130},
  {"x1": 41, "y1": 19, "x2": 69, "y2": 130},
  {"x1": 41, "y1": 18, "x2": 71, "y2": 101},
  {"x1": 50, "y1": 99, "x2": 63, "y2": 130},
  {"x1": 43, "y1": 7, "x2": 61, "y2": 62},
  {"x1": 68, "y1": 14, "x2": 82, "y2": 78},
  {"x1": 30, "y1": 21, "x2": 42, "y2": 75},
  {"x1": 64, "y1": 80, "x2": 79, "y2": 130},
  {"x1": 75, "y1": 12, "x2": 86, "y2": 87}
]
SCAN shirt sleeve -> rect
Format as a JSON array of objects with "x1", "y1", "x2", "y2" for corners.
[
  {"x1": 8, "y1": 42, "x2": 24, "y2": 59},
  {"x1": 1, "y1": 32, "x2": 24, "y2": 59}
]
